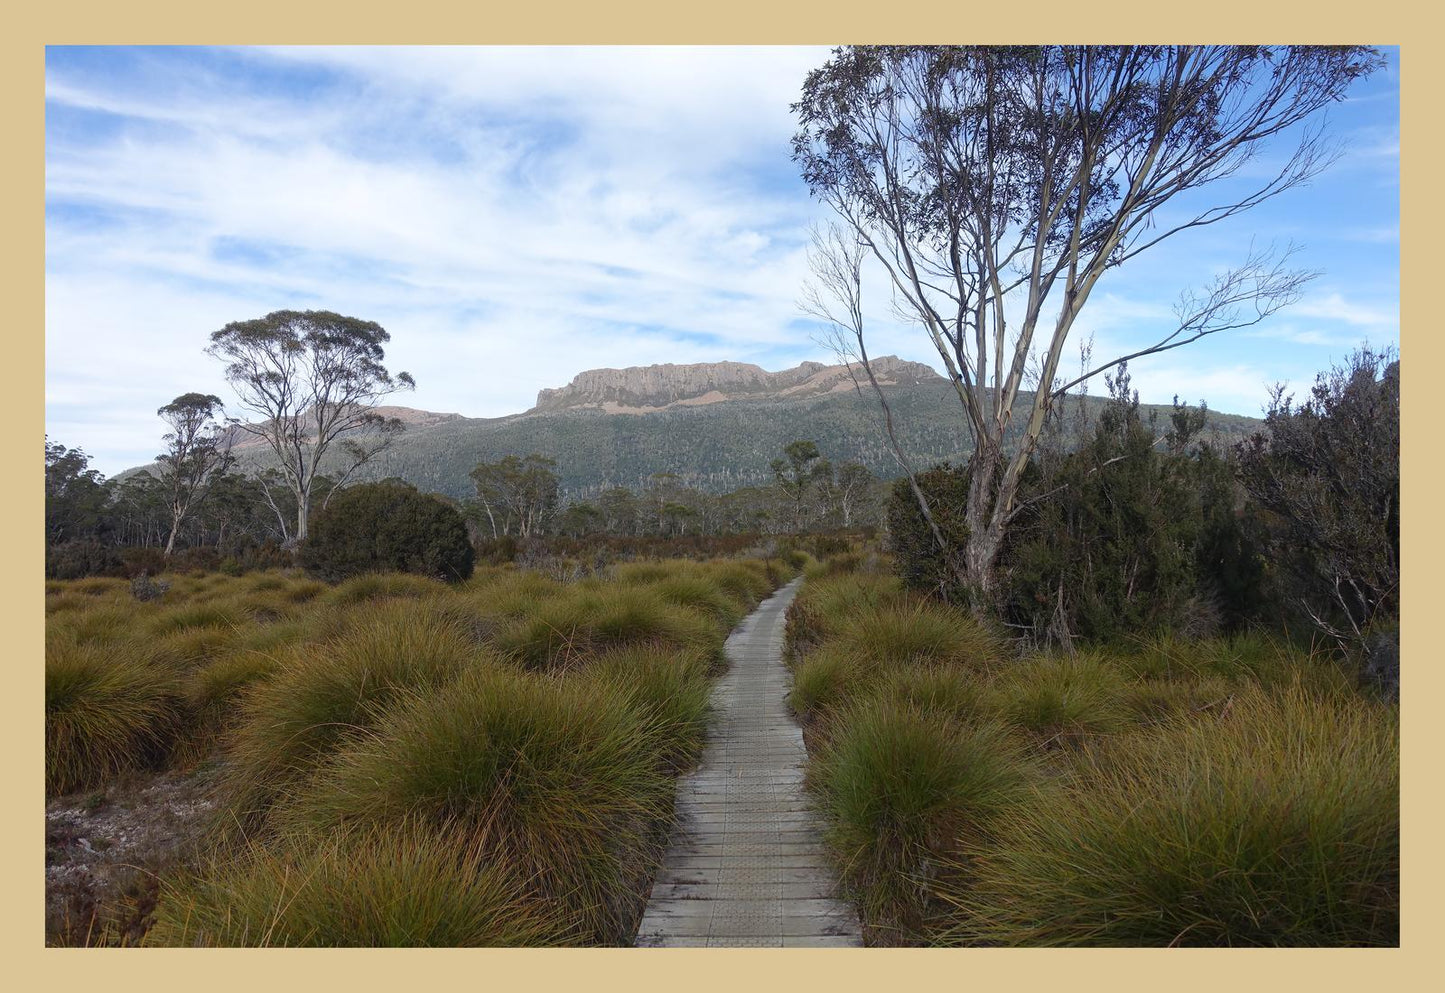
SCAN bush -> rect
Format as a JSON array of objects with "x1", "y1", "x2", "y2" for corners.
[
  {"x1": 46, "y1": 540, "x2": 126, "y2": 580},
  {"x1": 1236, "y1": 348, "x2": 1399, "y2": 652},
  {"x1": 149, "y1": 822, "x2": 569, "y2": 946},
  {"x1": 885, "y1": 463, "x2": 971, "y2": 599},
  {"x1": 301, "y1": 481, "x2": 475, "y2": 583},
  {"x1": 997, "y1": 374, "x2": 1262, "y2": 646},
  {"x1": 942, "y1": 686, "x2": 1398, "y2": 946}
]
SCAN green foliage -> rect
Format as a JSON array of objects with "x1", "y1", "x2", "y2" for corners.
[
  {"x1": 1236, "y1": 348, "x2": 1399, "y2": 651},
  {"x1": 885, "y1": 463, "x2": 971, "y2": 598},
  {"x1": 997, "y1": 368, "x2": 1265, "y2": 645},
  {"x1": 301, "y1": 480, "x2": 475, "y2": 583},
  {"x1": 46, "y1": 439, "x2": 110, "y2": 546}
]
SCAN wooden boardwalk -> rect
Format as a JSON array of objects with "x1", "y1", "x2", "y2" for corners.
[{"x1": 634, "y1": 577, "x2": 863, "y2": 948}]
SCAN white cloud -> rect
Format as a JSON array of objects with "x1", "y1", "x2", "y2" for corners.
[{"x1": 44, "y1": 45, "x2": 1401, "y2": 476}]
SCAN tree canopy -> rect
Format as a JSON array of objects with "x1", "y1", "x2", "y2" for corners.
[
  {"x1": 207, "y1": 309, "x2": 414, "y2": 542},
  {"x1": 796, "y1": 44, "x2": 1385, "y2": 606}
]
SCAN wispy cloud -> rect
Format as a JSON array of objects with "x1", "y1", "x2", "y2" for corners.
[{"x1": 45, "y1": 46, "x2": 1401, "y2": 476}]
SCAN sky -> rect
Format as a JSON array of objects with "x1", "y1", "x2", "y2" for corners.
[{"x1": 45, "y1": 46, "x2": 1400, "y2": 477}]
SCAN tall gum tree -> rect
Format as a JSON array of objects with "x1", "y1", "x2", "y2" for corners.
[
  {"x1": 794, "y1": 45, "x2": 1385, "y2": 609},
  {"x1": 207, "y1": 310, "x2": 414, "y2": 544},
  {"x1": 155, "y1": 392, "x2": 235, "y2": 556}
]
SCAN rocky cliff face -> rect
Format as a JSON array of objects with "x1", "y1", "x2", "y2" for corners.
[{"x1": 532, "y1": 356, "x2": 941, "y2": 412}]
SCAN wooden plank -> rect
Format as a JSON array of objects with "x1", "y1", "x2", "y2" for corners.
[{"x1": 634, "y1": 578, "x2": 863, "y2": 949}]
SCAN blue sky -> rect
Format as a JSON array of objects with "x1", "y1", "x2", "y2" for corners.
[{"x1": 45, "y1": 46, "x2": 1400, "y2": 477}]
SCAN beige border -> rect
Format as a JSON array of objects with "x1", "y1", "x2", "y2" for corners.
[{"x1": 11, "y1": 5, "x2": 1432, "y2": 989}]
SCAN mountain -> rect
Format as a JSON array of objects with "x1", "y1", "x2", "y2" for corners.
[
  {"x1": 533, "y1": 356, "x2": 941, "y2": 412},
  {"x1": 144, "y1": 358, "x2": 1265, "y2": 501}
]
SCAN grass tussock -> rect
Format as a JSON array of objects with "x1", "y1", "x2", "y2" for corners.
[
  {"x1": 219, "y1": 601, "x2": 486, "y2": 828},
  {"x1": 47, "y1": 555, "x2": 786, "y2": 946},
  {"x1": 148, "y1": 821, "x2": 570, "y2": 947},
  {"x1": 46, "y1": 639, "x2": 178, "y2": 794},
  {"x1": 940, "y1": 685, "x2": 1399, "y2": 946},
  {"x1": 280, "y1": 666, "x2": 673, "y2": 944},
  {"x1": 986, "y1": 651, "x2": 1131, "y2": 746},
  {"x1": 809, "y1": 700, "x2": 1032, "y2": 942},
  {"x1": 784, "y1": 560, "x2": 1397, "y2": 947},
  {"x1": 583, "y1": 644, "x2": 715, "y2": 772},
  {"x1": 494, "y1": 586, "x2": 720, "y2": 670}
]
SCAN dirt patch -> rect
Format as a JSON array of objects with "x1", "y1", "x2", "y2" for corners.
[{"x1": 46, "y1": 761, "x2": 223, "y2": 945}]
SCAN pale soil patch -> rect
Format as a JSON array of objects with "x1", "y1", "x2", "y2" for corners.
[{"x1": 45, "y1": 761, "x2": 222, "y2": 945}]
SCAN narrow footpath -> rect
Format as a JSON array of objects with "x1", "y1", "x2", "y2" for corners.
[{"x1": 634, "y1": 577, "x2": 863, "y2": 947}]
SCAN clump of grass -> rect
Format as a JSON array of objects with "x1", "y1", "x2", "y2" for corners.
[
  {"x1": 788, "y1": 643, "x2": 873, "y2": 724},
  {"x1": 867, "y1": 666, "x2": 988, "y2": 731},
  {"x1": 219, "y1": 601, "x2": 485, "y2": 828},
  {"x1": 943, "y1": 685, "x2": 1399, "y2": 946},
  {"x1": 71, "y1": 577, "x2": 128, "y2": 597},
  {"x1": 282, "y1": 666, "x2": 672, "y2": 944},
  {"x1": 987, "y1": 651, "x2": 1130, "y2": 746},
  {"x1": 324, "y1": 571, "x2": 450, "y2": 607},
  {"x1": 146, "y1": 602, "x2": 243, "y2": 638},
  {"x1": 495, "y1": 585, "x2": 719, "y2": 670},
  {"x1": 148, "y1": 821, "x2": 570, "y2": 946},
  {"x1": 834, "y1": 600, "x2": 1000, "y2": 670},
  {"x1": 808, "y1": 700, "x2": 1032, "y2": 942},
  {"x1": 282, "y1": 578, "x2": 328, "y2": 604},
  {"x1": 47, "y1": 604, "x2": 139, "y2": 645},
  {"x1": 1128, "y1": 631, "x2": 1355, "y2": 696},
  {"x1": 785, "y1": 573, "x2": 907, "y2": 655},
  {"x1": 242, "y1": 572, "x2": 291, "y2": 593},
  {"x1": 611, "y1": 562, "x2": 673, "y2": 585},
  {"x1": 148, "y1": 624, "x2": 243, "y2": 671},
  {"x1": 46, "y1": 639, "x2": 178, "y2": 794},
  {"x1": 651, "y1": 574, "x2": 743, "y2": 627},
  {"x1": 1121, "y1": 675, "x2": 1237, "y2": 726},
  {"x1": 583, "y1": 644, "x2": 714, "y2": 771},
  {"x1": 705, "y1": 560, "x2": 772, "y2": 605}
]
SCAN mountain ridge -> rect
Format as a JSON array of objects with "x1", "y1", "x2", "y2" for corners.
[{"x1": 123, "y1": 357, "x2": 1266, "y2": 502}]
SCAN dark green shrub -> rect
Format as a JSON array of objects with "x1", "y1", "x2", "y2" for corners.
[
  {"x1": 997, "y1": 372, "x2": 1263, "y2": 645},
  {"x1": 885, "y1": 463, "x2": 971, "y2": 599},
  {"x1": 1236, "y1": 348, "x2": 1399, "y2": 653},
  {"x1": 301, "y1": 481, "x2": 475, "y2": 583},
  {"x1": 46, "y1": 540, "x2": 126, "y2": 580}
]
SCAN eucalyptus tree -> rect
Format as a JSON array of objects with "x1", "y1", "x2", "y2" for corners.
[
  {"x1": 207, "y1": 310, "x2": 414, "y2": 543},
  {"x1": 795, "y1": 45, "x2": 1384, "y2": 606},
  {"x1": 155, "y1": 392, "x2": 235, "y2": 556}
]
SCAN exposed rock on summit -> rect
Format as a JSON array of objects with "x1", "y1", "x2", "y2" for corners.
[{"x1": 532, "y1": 356, "x2": 941, "y2": 413}]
